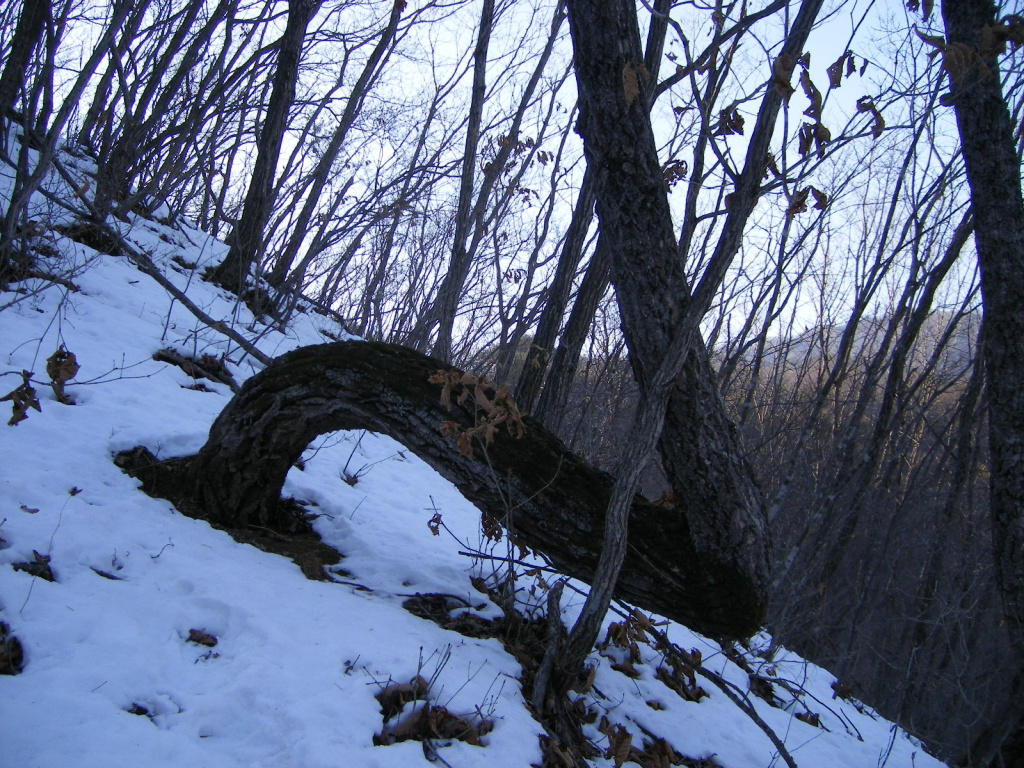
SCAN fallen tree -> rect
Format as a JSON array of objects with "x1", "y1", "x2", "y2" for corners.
[{"x1": 183, "y1": 339, "x2": 764, "y2": 640}]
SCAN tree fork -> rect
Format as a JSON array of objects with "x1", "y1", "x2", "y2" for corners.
[{"x1": 185, "y1": 340, "x2": 764, "y2": 640}]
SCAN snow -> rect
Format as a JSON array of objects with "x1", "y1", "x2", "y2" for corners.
[{"x1": 0, "y1": 145, "x2": 943, "y2": 767}]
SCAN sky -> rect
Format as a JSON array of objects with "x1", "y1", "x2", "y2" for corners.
[{"x1": 0, "y1": 124, "x2": 948, "y2": 766}]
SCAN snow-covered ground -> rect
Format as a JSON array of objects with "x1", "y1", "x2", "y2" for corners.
[{"x1": 0, "y1": 144, "x2": 942, "y2": 767}]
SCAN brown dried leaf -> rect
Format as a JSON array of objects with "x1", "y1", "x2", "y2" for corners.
[
  {"x1": 46, "y1": 346, "x2": 79, "y2": 404},
  {"x1": 786, "y1": 187, "x2": 811, "y2": 219},
  {"x1": 771, "y1": 53, "x2": 797, "y2": 101},
  {"x1": 810, "y1": 186, "x2": 829, "y2": 210},
  {"x1": 539, "y1": 735, "x2": 576, "y2": 768},
  {"x1": 605, "y1": 724, "x2": 632, "y2": 768},
  {"x1": 815, "y1": 121, "x2": 831, "y2": 157},
  {"x1": 827, "y1": 51, "x2": 854, "y2": 89},
  {"x1": 474, "y1": 383, "x2": 496, "y2": 415},
  {"x1": 712, "y1": 106, "x2": 745, "y2": 136},
  {"x1": 749, "y1": 674, "x2": 779, "y2": 706},
  {"x1": 571, "y1": 663, "x2": 597, "y2": 694},
  {"x1": 915, "y1": 28, "x2": 946, "y2": 56},
  {"x1": 187, "y1": 629, "x2": 218, "y2": 647},
  {"x1": 623, "y1": 60, "x2": 649, "y2": 107},
  {"x1": 376, "y1": 676, "x2": 429, "y2": 721},
  {"x1": 797, "y1": 122, "x2": 815, "y2": 157},
  {"x1": 481, "y1": 511, "x2": 502, "y2": 542},
  {"x1": 856, "y1": 97, "x2": 885, "y2": 139},
  {"x1": 800, "y1": 69, "x2": 823, "y2": 121},
  {"x1": 611, "y1": 660, "x2": 641, "y2": 678},
  {"x1": 1, "y1": 371, "x2": 41, "y2": 426},
  {"x1": 796, "y1": 710, "x2": 821, "y2": 727},
  {"x1": 427, "y1": 511, "x2": 442, "y2": 536}
]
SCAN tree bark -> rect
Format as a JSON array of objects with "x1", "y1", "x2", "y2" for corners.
[
  {"x1": 0, "y1": 0, "x2": 49, "y2": 127},
  {"x1": 940, "y1": 0, "x2": 1024, "y2": 761},
  {"x1": 211, "y1": 0, "x2": 319, "y2": 292},
  {"x1": 186, "y1": 340, "x2": 763, "y2": 640}
]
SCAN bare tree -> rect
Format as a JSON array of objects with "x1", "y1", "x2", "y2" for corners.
[
  {"x1": 937, "y1": 0, "x2": 1024, "y2": 762},
  {"x1": 211, "y1": 0, "x2": 321, "y2": 292}
]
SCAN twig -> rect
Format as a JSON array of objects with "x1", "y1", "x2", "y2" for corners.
[
  {"x1": 696, "y1": 665, "x2": 800, "y2": 768},
  {"x1": 531, "y1": 579, "x2": 567, "y2": 713}
]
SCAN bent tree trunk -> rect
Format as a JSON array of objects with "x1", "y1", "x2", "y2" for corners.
[{"x1": 188, "y1": 340, "x2": 762, "y2": 640}]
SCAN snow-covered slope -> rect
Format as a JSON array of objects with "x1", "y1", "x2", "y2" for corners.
[{"x1": 0, "y1": 146, "x2": 942, "y2": 767}]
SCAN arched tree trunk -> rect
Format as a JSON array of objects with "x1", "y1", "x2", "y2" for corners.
[{"x1": 185, "y1": 340, "x2": 764, "y2": 640}]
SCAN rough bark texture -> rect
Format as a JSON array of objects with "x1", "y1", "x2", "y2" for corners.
[
  {"x1": 187, "y1": 340, "x2": 763, "y2": 640},
  {"x1": 0, "y1": 0, "x2": 49, "y2": 126},
  {"x1": 941, "y1": 1, "x2": 1024, "y2": 762},
  {"x1": 565, "y1": 0, "x2": 774, "y2": 628}
]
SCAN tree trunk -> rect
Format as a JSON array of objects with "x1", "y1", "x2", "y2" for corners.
[
  {"x1": 0, "y1": 0, "x2": 49, "y2": 126},
  {"x1": 185, "y1": 340, "x2": 762, "y2": 640},
  {"x1": 265, "y1": 0, "x2": 404, "y2": 288},
  {"x1": 514, "y1": 169, "x2": 596, "y2": 413},
  {"x1": 940, "y1": 0, "x2": 1024, "y2": 761},
  {"x1": 211, "y1": 0, "x2": 319, "y2": 292},
  {"x1": 405, "y1": 0, "x2": 497, "y2": 357}
]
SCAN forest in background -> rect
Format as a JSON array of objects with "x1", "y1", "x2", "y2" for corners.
[{"x1": 0, "y1": 0, "x2": 1021, "y2": 764}]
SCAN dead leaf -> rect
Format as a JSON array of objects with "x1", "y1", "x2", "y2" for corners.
[
  {"x1": 827, "y1": 51, "x2": 854, "y2": 89},
  {"x1": 1, "y1": 371, "x2": 41, "y2": 425},
  {"x1": 376, "y1": 676, "x2": 429, "y2": 720},
  {"x1": 187, "y1": 629, "x2": 218, "y2": 647},
  {"x1": 12, "y1": 550, "x2": 54, "y2": 581},
  {"x1": 810, "y1": 186, "x2": 829, "y2": 210},
  {"x1": 611, "y1": 660, "x2": 641, "y2": 678},
  {"x1": 786, "y1": 187, "x2": 811, "y2": 219},
  {"x1": 604, "y1": 724, "x2": 632, "y2": 768},
  {"x1": 856, "y1": 97, "x2": 885, "y2": 138},
  {"x1": 712, "y1": 106, "x2": 745, "y2": 136},
  {"x1": 796, "y1": 710, "x2": 821, "y2": 727},
  {"x1": 800, "y1": 69, "x2": 823, "y2": 121},
  {"x1": 622, "y1": 60, "x2": 649, "y2": 106},
  {"x1": 749, "y1": 674, "x2": 779, "y2": 706},
  {"x1": 46, "y1": 346, "x2": 79, "y2": 404},
  {"x1": 771, "y1": 53, "x2": 797, "y2": 102}
]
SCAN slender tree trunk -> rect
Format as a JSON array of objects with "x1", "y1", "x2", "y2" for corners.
[
  {"x1": 409, "y1": 0, "x2": 565, "y2": 361},
  {"x1": 516, "y1": 0, "x2": 669, "y2": 413},
  {"x1": 533, "y1": 239, "x2": 610, "y2": 430},
  {"x1": 212, "y1": 0, "x2": 319, "y2": 292},
  {"x1": 0, "y1": 0, "x2": 50, "y2": 127},
  {"x1": 265, "y1": 0, "x2": 405, "y2": 288},
  {"x1": 406, "y1": 0, "x2": 496, "y2": 357},
  {"x1": 1, "y1": 0, "x2": 132, "y2": 281},
  {"x1": 515, "y1": 168, "x2": 596, "y2": 413},
  {"x1": 940, "y1": 0, "x2": 1024, "y2": 761}
]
